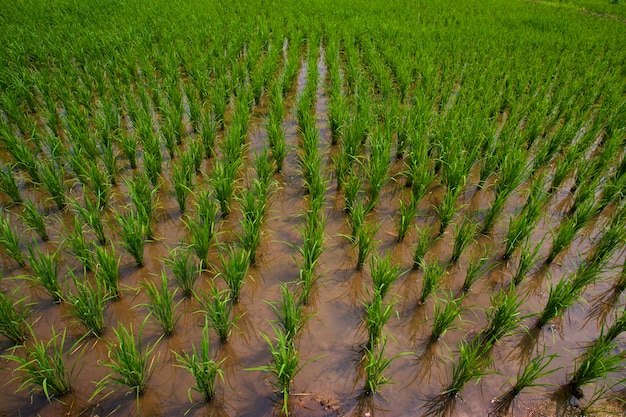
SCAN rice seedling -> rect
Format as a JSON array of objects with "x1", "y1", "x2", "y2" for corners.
[
  {"x1": 493, "y1": 350, "x2": 559, "y2": 413},
  {"x1": 217, "y1": 244, "x2": 250, "y2": 303},
  {"x1": 1, "y1": 129, "x2": 40, "y2": 183},
  {"x1": 64, "y1": 216, "x2": 93, "y2": 271},
  {"x1": 405, "y1": 138, "x2": 435, "y2": 207},
  {"x1": 396, "y1": 196, "x2": 416, "y2": 243},
  {"x1": 246, "y1": 324, "x2": 305, "y2": 416},
  {"x1": 0, "y1": 211, "x2": 25, "y2": 266},
  {"x1": 37, "y1": 160, "x2": 67, "y2": 211},
  {"x1": 431, "y1": 293, "x2": 464, "y2": 341},
  {"x1": 173, "y1": 319, "x2": 225, "y2": 403},
  {"x1": 546, "y1": 197, "x2": 595, "y2": 264},
  {"x1": 602, "y1": 308, "x2": 626, "y2": 343},
  {"x1": 199, "y1": 114, "x2": 217, "y2": 160},
  {"x1": 269, "y1": 283, "x2": 310, "y2": 342},
  {"x1": 20, "y1": 199, "x2": 48, "y2": 241},
  {"x1": 442, "y1": 338, "x2": 492, "y2": 398},
  {"x1": 194, "y1": 190, "x2": 219, "y2": 226},
  {"x1": 164, "y1": 246, "x2": 199, "y2": 298},
  {"x1": 450, "y1": 215, "x2": 477, "y2": 263},
  {"x1": 567, "y1": 335, "x2": 625, "y2": 399},
  {"x1": 115, "y1": 210, "x2": 148, "y2": 267},
  {"x1": 480, "y1": 287, "x2": 526, "y2": 345},
  {"x1": 362, "y1": 289, "x2": 396, "y2": 351},
  {"x1": 142, "y1": 271, "x2": 180, "y2": 336},
  {"x1": 344, "y1": 173, "x2": 362, "y2": 215},
  {"x1": 0, "y1": 163, "x2": 23, "y2": 204},
  {"x1": 369, "y1": 251, "x2": 402, "y2": 300},
  {"x1": 3, "y1": 327, "x2": 76, "y2": 401},
  {"x1": 71, "y1": 197, "x2": 107, "y2": 245},
  {"x1": 434, "y1": 187, "x2": 460, "y2": 237},
  {"x1": 266, "y1": 117, "x2": 287, "y2": 173},
  {"x1": 0, "y1": 288, "x2": 30, "y2": 345},
  {"x1": 92, "y1": 245, "x2": 121, "y2": 299},
  {"x1": 99, "y1": 137, "x2": 118, "y2": 185},
  {"x1": 27, "y1": 243, "x2": 63, "y2": 302},
  {"x1": 585, "y1": 209, "x2": 626, "y2": 271},
  {"x1": 143, "y1": 148, "x2": 163, "y2": 187},
  {"x1": 199, "y1": 286, "x2": 238, "y2": 344},
  {"x1": 413, "y1": 225, "x2": 437, "y2": 269},
  {"x1": 513, "y1": 238, "x2": 542, "y2": 287},
  {"x1": 82, "y1": 160, "x2": 111, "y2": 209},
  {"x1": 237, "y1": 188, "x2": 267, "y2": 266},
  {"x1": 419, "y1": 258, "x2": 445, "y2": 304},
  {"x1": 97, "y1": 321, "x2": 159, "y2": 397},
  {"x1": 211, "y1": 158, "x2": 240, "y2": 218},
  {"x1": 536, "y1": 275, "x2": 579, "y2": 328},
  {"x1": 462, "y1": 250, "x2": 497, "y2": 293},
  {"x1": 67, "y1": 270, "x2": 107, "y2": 337},
  {"x1": 363, "y1": 338, "x2": 409, "y2": 395},
  {"x1": 125, "y1": 173, "x2": 158, "y2": 239},
  {"x1": 355, "y1": 219, "x2": 378, "y2": 271},
  {"x1": 171, "y1": 158, "x2": 193, "y2": 214},
  {"x1": 254, "y1": 148, "x2": 275, "y2": 191},
  {"x1": 183, "y1": 213, "x2": 215, "y2": 269},
  {"x1": 364, "y1": 128, "x2": 392, "y2": 212}
]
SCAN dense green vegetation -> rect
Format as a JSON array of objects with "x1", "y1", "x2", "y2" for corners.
[{"x1": 0, "y1": 0, "x2": 624, "y2": 415}]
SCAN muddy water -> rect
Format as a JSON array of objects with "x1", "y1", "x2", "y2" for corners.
[{"x1": 0, "y1": 48, "x2": 625, "y2": 417}]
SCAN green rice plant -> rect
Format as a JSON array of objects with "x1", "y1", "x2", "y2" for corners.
[
  {"x1": 200, "y1": 113, "x2": 217, "y2": 160},
  {"x1": 546, "y1": 197, "x2": 595, "y2": 264},
  {"x1": 173, "y1": 319, "x2": 225, "y2": 403},
  {"x1": 0, "y1": 211, "x2": 26, "y2": 266},
  {"x1": 3, "y1": 327, "x2": 76, "y2": 401},
  {"x1": 568, "y1": 336, "x2": 625, "y2": 399},
  {"x1": 480, "y1": 287, "x2": 526, "y2": 345},
  {"x1": 125, "y1": 173, "x2": 157, "y2": 239},
  {"x1": 91, "y1": 245, "x2": 121, "y2": 299},
  {"x1": 186, "y1": 138, "x2": 204, "y2": 173},
  {"x1": 194, "y1": 190, "x2": 219, "y2": 226},
  {"x1": 64, "y1": 217, "x2": 93, "y2": 271},
  {"x1": 536, "y1": 275, "x2": 579, "y2": 328},
  {"x1": 0, "y1": 288, "x2": 30, "y2": 345},
  {"x1": 431, "y1": 292, "x2": 464, "y2": 341},
  {"x1": 450, "y1": 215, "x2": 477, "y2": 263},
  {"x1": 355, "y1": 219, "x2": 378, "y2": 271},
  {"x1": 585, "y1": 210, "x2": 626, "y2": 271},
  {"x1": 164, "y1": 246, "x2": 199, "y2": 298},
  {"x1": 269, "y1": 283, "x2": 310, "y2": 342},
  {"x1": 344, "y1": 173, "x2": 362, "y2": 215},
  {"x1": 328, "y1": 95, "x2": 347, "y2": 146},
  {"x1": 237, "y1": 185, "x2": 267, "y2": 265},
  {"x1": 266, "y1": 117, "x2": 287, "y2": 173},
  {"x1": 37, "y1": 160, "x2": 67, "y2": 211},
  {"x1": 97, "y1": 321, "x2": 159, "y2": 397},
  {"x1": 1, "y1": 130, "x2": 40, "y2": 183},
  {"x1": 481, "y1": 191, "x2": 509, "y2": 235},
  {"x1": 462, "y1": 250, "x2": 496, "y2": 292},
  {"x1": 513, "y1": 238, "x2": 542, "y2": 287},
  {"x1": 211, "y1": 158, "x2": 240, "y2": 218},
  {"x1": 442, "y1": 338, "x2": 492, "y2": 398},
  {"x1": 71, "y1": 198, "x2": 106, "y2": 245},
  {"x1": 363, "y1": 291, "x2": 395, "y2": 350},
  {"x1": 0, "y1": 164, "x2": 23, "y2": 204},
  {"x1": 254, "y1": 149, "x2": 275, "y2": 191},
  {"x1": 217, "y1": 244, "x2": 250, "y2": 303},
  {"x1": 413, "y1": 225, "x2": 437, "y2": 269},
  {"x1": 142, "y1": 271, "x2": 180, "y2": 336},
  {"x1": 369, "y1": 251, "x2": 402, "y2": 300},
  {"x1": 405, "y1": 142, "x2": 435, "y2": 207},
  {"x1": 67, "y1": 270, "x2": 107, "y2": 337},
  {"x1": 363, "y1": 337, "x2": 409, "y2": 395},
  {"x1": 247, "y1": 325, "x2": 304, "y2": 416},
  {"x1": 396, "y1": 197, "x2": 416, "y2": 243},
  {"x1": 602, "y1": 308, "x2": 626, "y2": 343},
  {"x1": 27, "y1": 243, "x2": 63, "y2": 302},
  {"x1": 171, "y1": 158, "x2": 193, "y2": 214},
  {"x1": 199, "y1": 286, "x2": 238, "y2": 344},
  {"x1": 493, "y1": 350, "x2": 559, "y2": 413},
  {"x1": 99, "y1": 137, "x2": 118, "y2": 185},
  {"x1": 20, "y1": 199, "x2": 48, "y2": 241},
  {"x1": 115, "y1": 210, "x2": 148, "y2": 267},
  {"x1": 364, "y1": 129, "x2": 392, "y2": 213},
  {"x1": 183, "y1": 214, "x2": 215, "y2": 268},
  {"x1": 419, "y1": 258, "x2": 445, "y2": 304},
  {"x1": 434, "y1": 187, "x2": 460, "y2": 236},
  {"x1": 143, "y1": 148, "x2": 163, "y2": 186},
  {"x1": 82, "y1": 160, "x2": 111, "y2": 209}
]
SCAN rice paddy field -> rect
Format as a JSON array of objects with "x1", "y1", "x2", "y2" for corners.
[{"x1": 0, "y1": 0, "x2": 625, "y2": 416}]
